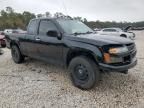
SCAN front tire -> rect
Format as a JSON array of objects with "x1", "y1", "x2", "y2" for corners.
[
  {"x1": 11, "y1": 45, "x2": 24, "y2": 63},
  {"x1": 68, "y1": 56, "x2": 100, "y2": 90}
]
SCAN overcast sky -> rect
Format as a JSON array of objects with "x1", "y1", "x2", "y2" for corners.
[{"x1": 0, "y1": 0, "x2": 144, "y2": 22}]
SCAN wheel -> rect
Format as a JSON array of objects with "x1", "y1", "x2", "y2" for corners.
[
  {"x1": 120, "y1": 34, "x2": 127, "y2": 38},
  {"x1": 1, "y1": 44, "x2": 6, "y2": 48},
  {"x1": 68, "y1": 56, "x2": 100, "y2": 90},
  {"x1": 11, "y1": 45, "x2": 24, "y2": 63}
]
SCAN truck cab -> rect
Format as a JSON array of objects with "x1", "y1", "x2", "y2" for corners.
[{"x1": 5, "y1": 18, "x2": 137, "y2": 90}]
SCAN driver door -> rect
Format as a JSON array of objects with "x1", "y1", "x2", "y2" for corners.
[{"x1": 36, "y1": 19, "x2": 63, "y2": 65}]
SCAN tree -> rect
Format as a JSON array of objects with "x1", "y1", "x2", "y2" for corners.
[
  {"x1": 0, "y1": 7, "x2": 36, "y2": 30},
  {"x1": 73, "y1": 17, "x2": 82, "y2": 21},
  {"x1": 0, "y1": 7, "x2": 144, "y2": 31},
  {"x1": 54, "y1": 12, "x2": 65, "y2": 18},
  {"x1": 83, "y1": 18, "x2": 87, "y2": 23},
  {"x1": 45, "y1": 12, "x2": 51, "y2": 17},
  {"x1": 37, "y1": 14, "x2": 43, "y2": 18},
  {"x1": 23, "y1": 11, "x2": 36, "y2": 27},
  {"x1": 6, "y1": 6, "x2": 13, "y2": 13}
]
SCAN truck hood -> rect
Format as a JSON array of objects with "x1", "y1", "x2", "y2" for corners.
[
  {"x1": 124, "y1": 25, "x2": 132, "y2": 32},
  {"x1": 66, "y1": 33, "x2": 134, "y2": 46}
]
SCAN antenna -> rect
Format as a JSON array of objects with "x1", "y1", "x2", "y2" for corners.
[{"x1": 61, "y1": 0, "x2": 68, "y2": 16}]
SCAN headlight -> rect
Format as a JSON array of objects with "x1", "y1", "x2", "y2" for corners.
[
  {"x1": 109, "y1": 47, "x2": 128, "y2": 54},
  {"x1": 104, "y1": 53, "x2": 123, "y2": 63}
]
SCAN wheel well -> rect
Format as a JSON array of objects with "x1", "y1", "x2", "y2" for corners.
[
  {"x1": 120, "y1": 34, "x2": 127, "y2": 38},
  {"x1": 10, "y1": 42, "x2": 21, "y2": 53},
  {"x1": 66, "y1": 51, "x2": 97, "y2": 67},
  {"x1": 10, "y1": 41, "x2": 19, "y2": 48},
  {"x1": 10, "y1": 41, "x2": 25, "y2": 57}
]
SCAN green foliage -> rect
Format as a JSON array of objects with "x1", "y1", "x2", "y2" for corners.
[
  {"x1": 0, "y1": 7, "x2": 36, "y2": 30},
  {"x1": 85, "y1": 20, "x2": 144, "y2": 29},
  {"x1": 0, "y1": 7, "x2": 144, "y2": 30}
]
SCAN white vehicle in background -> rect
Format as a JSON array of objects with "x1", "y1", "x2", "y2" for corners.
[
  {"x1": 98, "y1": 27, "x2": 135, "y2": 40},
  {"x1": 4, "y1": 29, "x2": 13, "y2": 34},
  {"x1": 93, "y1": 28, "x2": 101, "y2": 32},
  {"x1": 4, "y1": 29, "x2": 26, "y2": 34},
  {"x1": 12, "y1": 29, "x2": 27, "y2": 34}
]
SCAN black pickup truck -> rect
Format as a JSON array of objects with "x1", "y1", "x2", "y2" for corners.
[{"x1": 5, "y1": 18, "x2": 137, "y2": 89}]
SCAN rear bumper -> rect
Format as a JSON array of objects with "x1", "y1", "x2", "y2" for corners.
[
  {"x1": 0, "y1": 39, "x2": 6, "y2": 47},
  {"x1": 99, "y1": 57, "x2": 137, "y2": 72}
]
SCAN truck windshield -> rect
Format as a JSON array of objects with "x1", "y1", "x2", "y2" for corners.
[{"x1": 56, "y1": 19, "x2": 94, "y2": 35}]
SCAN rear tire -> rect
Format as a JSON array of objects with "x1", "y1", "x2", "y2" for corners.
[
  {"x1": 11, "y1": 45, "x2": 24, "y2": 63},
  {"x1": 1, "y1": 44, "x2": 6, "y2": 48},
  {"x1": 68, "y1": 56, "x2": 100, "y2": 90}
]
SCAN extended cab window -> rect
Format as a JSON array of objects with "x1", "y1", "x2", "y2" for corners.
[
  {"x1": 28, "y1": 20, "x2": 38, "y2": 35},
  {"x1": 39, "y1": 20, "x2": 58, "y2": 36}
]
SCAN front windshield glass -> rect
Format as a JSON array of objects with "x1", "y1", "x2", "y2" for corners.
[{"x1": 56, "y1": 19, "x2": 94, "y2": 35}]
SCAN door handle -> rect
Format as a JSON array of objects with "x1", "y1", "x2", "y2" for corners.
[{"x1": 35, "y1": 38, "x2": 41, "y2": 41}]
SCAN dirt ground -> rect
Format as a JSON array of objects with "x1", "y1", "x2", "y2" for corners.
[{"x1": 0, "y1": 31, "x2": 144, "y2": 108}]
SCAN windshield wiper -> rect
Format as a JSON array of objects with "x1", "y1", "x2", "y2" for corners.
[
  {"x1": 84, "y1": 31, "x2": 94, "y2": 34},
  {"x1": 72, "y1": 31, "x2": 94, "y2": 36},
  {"x1": 72, "y1": 32, "x2": 84, "y2": 36}
]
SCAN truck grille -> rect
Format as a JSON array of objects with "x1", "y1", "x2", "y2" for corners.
[
  {"x1": 126, "y1": 43, "x2": 135, "y2": 51},
  {"x1": 110, "y1": 43, "x2": 136, "y2": 66},
  {"x1": 131, "y1": 51, "x2": 136, "y2": 58}
]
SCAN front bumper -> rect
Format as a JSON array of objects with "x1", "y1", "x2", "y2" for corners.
[
  {"x1": 129, "y1": 33, "x2": 136, "y2": 40},
  {"x1": 129, "y1": 36, "x2": 135, "y2": 40},
  {"x1": 99, "y1": 57, "x2": 137, "y2": 72}
]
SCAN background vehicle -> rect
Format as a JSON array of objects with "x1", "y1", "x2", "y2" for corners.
[
  {"x1": 0, "y1": 32, "x2": 6, "y2": 48},
  {"x1": 12, "y1": 29, "x2": 27, "y2": 34},
  {"x1": 4, "y1": 29, "x2": 26, "y2": 34},
  {"x1": 93, "y1": 28, "x2": 101, "y2": 32},
  {"x1": 98, "y1": 27, "x2": 135, "y2": 40},
  {"x1": 4, "y1": 29, "x2": 13, "y2": 34},
  {"x1": 0, "y1": 31, "x2": 4, "y2": 34},
  {"x1": 5, "y1": 18, "x2": 137, "y2": 90}
]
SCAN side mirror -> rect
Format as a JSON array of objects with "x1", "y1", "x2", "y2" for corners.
[{"x1": 47, "y1": 30, "x2": 62, "y2": 40}]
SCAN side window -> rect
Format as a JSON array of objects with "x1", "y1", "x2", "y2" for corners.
[
  {"x1": 110, "y1": 29, "x2": 117, "y2": 32},
  {"x1": 39, "y1": 20, "x2": 58, "y2": 36},
  {"x1": 103, "y1": 29, "x2": 109, "y2": 32},
  {"x1": 28, "y1": 20, "x2": 38, "y2": 35}
]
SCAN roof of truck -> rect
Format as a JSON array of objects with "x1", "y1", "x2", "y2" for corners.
[{"x1": 31, "y1": 17, "x2": 73, "y2": 21}]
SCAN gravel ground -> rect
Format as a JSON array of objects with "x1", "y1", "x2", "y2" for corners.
[{"x1": 0, "y1": 31, "x2": 144, "y2": 108}]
